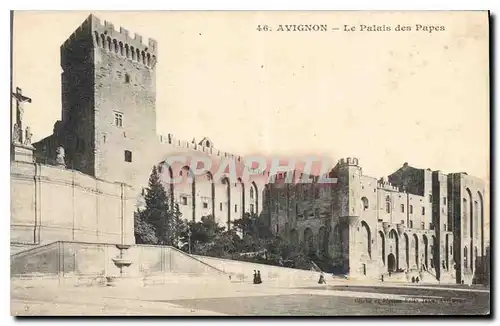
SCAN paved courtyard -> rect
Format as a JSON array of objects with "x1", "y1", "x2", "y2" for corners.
[{"x1": 11, "y1": 278, "x2": 490, "y2": 316}]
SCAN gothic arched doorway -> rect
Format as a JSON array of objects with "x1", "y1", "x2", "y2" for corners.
[{"x1": 387, "y1": 253, "x2": 396, "y2": 273}]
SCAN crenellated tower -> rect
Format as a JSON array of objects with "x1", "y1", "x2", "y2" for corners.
[
  {"x1": 60, "y1": 14, "x2": 158, "y2": 185},
  {"x1": 336, "y1": 157, "x2": 363, "y2": 275}
]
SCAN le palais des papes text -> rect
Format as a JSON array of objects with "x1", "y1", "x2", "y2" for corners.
[{"x1": 257, "y1": 24, "x2": 446, "y2": 33}]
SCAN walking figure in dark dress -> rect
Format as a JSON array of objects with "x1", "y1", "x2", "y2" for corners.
[
  {"x1": 253, "y1": 270, "x2": 257, "y2": 284},
  {"x1": 256, "y1": 270, "x2": 262, "y2": 284}
]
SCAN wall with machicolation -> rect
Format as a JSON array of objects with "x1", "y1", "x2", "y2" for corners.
[
  {"x1": 32, "y1": 14, "x2": 269, "y2": 235},
  {"x1": 264, "y1": 156, "x2": 487, "y2": 283}
]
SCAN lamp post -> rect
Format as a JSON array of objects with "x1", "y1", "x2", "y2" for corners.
[{"x1": 188, "y1": 226, "x2": 192, "y2": 254}]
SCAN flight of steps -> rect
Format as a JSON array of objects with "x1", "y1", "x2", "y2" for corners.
[{"x1": 11, "y1": 243, "x2": 45, "y2": 255}]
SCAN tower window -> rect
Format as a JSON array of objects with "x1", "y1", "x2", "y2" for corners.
[
  {"x1": 125, "y1": 73, "x2": 131, "y2": 84},
  {"x1": 220, "y1": 202, "x2": 223, "y2": 211},
  {"x1": 124, "y1": 150, "x2": 132, "y2": 162},
  {"x1": 181, "y1": 196, "x2": 188, "y2": 206},
  {"x1": 410, "y1": 205, "x2": 413, "y2": 214},
  {"x1": 235, "y1": 204, "x2": 238, "y2": 213},
  {"x1": 203, "y1": 202, "x2": 208, "y2": 209},
  {"x1": 401, "y1": 204, "x2": 405, "y2": 213},
  {"x1": 114, "y1": 112, "x2": 123, "y2": 127},
  {"x1": 422, "y1": 207, "x2": 425, "y2": 215},
  {"x1": 362, "y1": 197, "x2": 369, "y2": 210}
]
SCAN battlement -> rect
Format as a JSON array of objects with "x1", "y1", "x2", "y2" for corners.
[
  {"x1": 377, "y1": 177, "x2": 400, "y2": 192},
  {"x1": 337, "y1": 157, "x2": 359, "y2": 167},
  {"x1": 158, "y1": 133, "x2": 244, "y2": 163},
  {"x1": 62, "y1": 14, "x2": 157, "y2": 69}
]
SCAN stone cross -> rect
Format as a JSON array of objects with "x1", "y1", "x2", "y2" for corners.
[{"x1": 12, "y1": 87, "x2": 32, "y2": 144}]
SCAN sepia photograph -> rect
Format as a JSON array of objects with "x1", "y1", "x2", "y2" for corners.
[{"x1": 10, "y1": 10, "x2": 490, "y2": 316}]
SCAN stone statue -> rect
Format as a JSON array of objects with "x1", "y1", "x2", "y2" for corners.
[
  {"x1": 12, "y1": 87, "x2": 32, "y2": 138},
  {"x1": 55, "y1": 146, "x2": 66, "y2": 167},
  {"x1": 24, "y1": 126, "x2": 33, "y2": 146},
  {"x1": 12, "y1": 123, "x2": 22, "y2": 144}
]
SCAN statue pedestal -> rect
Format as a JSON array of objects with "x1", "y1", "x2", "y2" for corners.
[{"x1": 11, "y1": 142, "x2": 35, "y2": 163}]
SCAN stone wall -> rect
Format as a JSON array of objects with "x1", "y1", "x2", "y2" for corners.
[
  {"x1": 11, "y1": 242, "x2": 227, "y2": 280},
  {"x1": 192, "y1": 255, "x2": 321, "y2": 283},
  {"x1": 11, "y1": 161, "x2": 136, "y2": 246}
]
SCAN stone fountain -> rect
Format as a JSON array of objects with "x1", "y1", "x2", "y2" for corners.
[{"x1": 107, "y1": 244, "x2": 140, "y2": 287}]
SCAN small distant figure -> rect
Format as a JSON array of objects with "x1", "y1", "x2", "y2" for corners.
[
  {"x1": 388, "y1": 271, "x2": 392, "y2": 277},
  {"x1": 253, "y1": 270, "x2": 257, "y2": 284},
  {"x1": 411, "y1": 276, "x2": 415, "y2": 283},
  {"x1": 416, "y1": 277, "x2": 420, "y2": 283},
  {"x1": 318, "y1": 273, "x2": 326, "y2": 284},
  {"x1": 256, "y1": 270, "x2": 262, "y2": 284},
  {"x1": 381, "y1": 274, "x2": 384, "y2": 282}
]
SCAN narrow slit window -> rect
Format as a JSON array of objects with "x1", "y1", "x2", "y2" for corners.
[{"x1": 124, "y1": 150, "x2": 132, "y2": 162}]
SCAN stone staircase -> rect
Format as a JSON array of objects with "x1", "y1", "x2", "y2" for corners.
[{"x1": 11, "y1": 242, "x2": 47, "y2": 256}]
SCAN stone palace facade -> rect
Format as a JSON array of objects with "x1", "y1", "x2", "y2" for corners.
[{"x1": 265, "y1": 159, "x2": 487, "y2": 284}]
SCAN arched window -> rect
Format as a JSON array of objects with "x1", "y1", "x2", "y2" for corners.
[
  {"x1": 386, "y1": 196, "x2": 391, "y2": 213},
  {"x1": 463, "y1": 198, "x2": 468, "y2": 235},
  {"x1": 359, "y1": 221, "x2": 371, "y2": 258},
  {"x1": 361, "y1": 197, "x2": 369, "y2": 210},
  {"x1": 94, "y1": 31, "x2": 100, "y2": 46},
  {"x1": 131, "y1": 46, "x2": 135, "y2": 60},
  {"x1": 119, "y1": 42, "x2": 124, "y2": 56},
  {"x1": 410, "y1": 205, "x2": 413, "y2": 214},
  {"x1": 147, "y1": 53, "x2": 151, "y2": 66},
  {"x1": 125, "y1": 44, "x2": 130, "y2": 58},
  {"x1": 250, "y1": 187, "x2": 254, "y2": 199}
]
